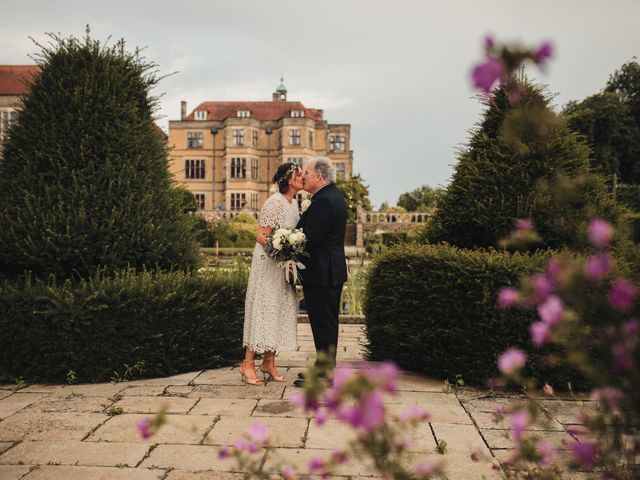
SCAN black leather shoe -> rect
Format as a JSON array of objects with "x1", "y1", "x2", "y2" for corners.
[
  {"x1": 297, "y1": 372, "x2": 305, "y2": 380},
  {"x1": 293, "y1": 378, "x2": 305, "y2": 388}
]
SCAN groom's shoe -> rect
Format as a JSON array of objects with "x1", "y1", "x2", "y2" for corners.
[{"x1": 293, "y1": 377, "x2": 305, "y2": 388}]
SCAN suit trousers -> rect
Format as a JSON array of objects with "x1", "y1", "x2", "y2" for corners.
[{"x1": 303, "y1": 285, "x2": 343, "y2": 367}]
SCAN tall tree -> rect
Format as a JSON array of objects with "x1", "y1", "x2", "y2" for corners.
[
  {"x1": 397, "y1": 185, "x2": 444, "y2": 211},
  {"x1": 336, "y1": 174, "x2": 372, "y2": 223},
  {"x1": 0, "y1": 30, "x2": 200, "y2": 279}
]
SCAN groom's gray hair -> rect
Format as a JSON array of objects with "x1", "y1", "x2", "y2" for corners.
[{"x1": 310, "y1": 156, "x2": 336, "y2": 184}]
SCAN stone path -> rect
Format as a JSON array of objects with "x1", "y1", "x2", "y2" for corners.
[{"x1": 0, "y1": 324, "x2": 592, "y2": 480}]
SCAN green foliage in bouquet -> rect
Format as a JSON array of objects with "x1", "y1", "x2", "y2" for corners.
[
  {"x1": 427, "y1": 83, "x2": 619, "y2": 251},
  {"x1": 0, "y1": 268, "x2": 246, "y2": 383},
  {"x1": 0, "y1": 29, "x2": 199, "y2": 279}
]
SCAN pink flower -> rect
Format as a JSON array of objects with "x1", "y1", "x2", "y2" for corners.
[
  {"x1": 136, "y1": 417, "x2": 151, "y2": 439},
  {"x1": 611, "y1": 343, "x2": 632, "y2": 373},
  {"x1": 585, "y1": 253, "x2": 613, "y2": 280},
  {"x1": 233, "y1": 439, "x2": 257, "y2": 454},
  {"x1": 546, "y1": 259, "x2": 564, "y2": 283},
  {"x1": 492, "y1": 405, "x2": 506, "y2": 423},
  {"x1": 498, "y1": 348, "x2": 527, "y2": 375},
  {"x1": 471, "y1": 57, "x2": 506, "y2": 94},
  {"x1": 590, "y1": 387, "x2": 623, "y2": 408},
  {"x1": 399, "y1": 405, "x2": 431, "y2": 423},
  {"x1": 314, "y1": 410, "x2": 328, "y2": 426},
  {"x1": 498, "y1": 287, "x2": 520, "y2": 308},
  {"x1": 218, "y1": 445, "x2": 230, "y2": 459},
  {"x1": 515, "y1": 218, "x2": 534, "y2": 232},
  {"x1": 530, "y1": 321, "x2": 551, "y2": 347},
  {"x1": 538, "y1": 295, "x2": 563, "y2": 326},
  {"x1": 330, "y1": 449, "x2": 349, "y2": 464},
  {"x1": 534, "y1": 42, "x2": 553, "y2": 64},
  {"x1": 365, "y1": 361, "x2": 400, "y2": 394},
  {"x1": 416, "y1": 461, "x2": 442, "y2": 477},
  {"x1": 510, "y1": 410, "x2": 531, "y2": 442},
  {"x1": 289, "y1": 391, "x2": 319, "y2": 413},
  {"x1": 309, "y1": 458, "x2": 325, "y2": 472},
  {"x1": 248, "y1": 422, "x2": 270, "y2": 443},
  {"x1": 532, "y1": 273, "x2": 553, "y2": 302},
  {"x1": 543, "y1": 384, "x2": 554, "y2": 395},
  {"x1": 588, "y1": 218, "x2": 614, "y2": 249},
  {"x1": 282, "y1": 466, "x2": 296, "y2": 479},
  {"x1": 484, "y1": 35, "x2": 494, "y2": 49},
  {"x1": 331, "y1": 365, "x2": 355, "y2": 391},
  {"x1": 536, "y1": 441, "x2": 557, "y2": 467},
  {"x1": 624, "y1": 319, "x2": 639, "y2": 335},
  {"x1": 394, "y1": 436, "x2": 415, "y2": 449},
  {"x1": 336, "y1": 391, "x2": 385, "y2": 431},
  {"x1": 570, "y1": 441, "x2": 598, "y2": 470},
  {"x1": 608, "y1": 279, "x2": 638, "y2": 312}
]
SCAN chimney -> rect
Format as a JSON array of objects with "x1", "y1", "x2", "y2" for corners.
[{"x1": 180, "y1": 101, "x2": 187, "y2": 120}]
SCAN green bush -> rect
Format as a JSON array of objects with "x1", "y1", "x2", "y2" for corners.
[
  {"x1": 363, "y1": 243, "x2": 589, "y2": 387},
  {"x1": 381, "y1": 231, "x2": 408, "y2": 246},
  {"x1": 210, "y1": 218, "x2": 257, "y2": 248},
  {"x1": 0, "y1": 31, "x2": 199, "y2": 279},
  {"x1": 0, "y1": 269, "x2": 247, "y2": 383},
  {"x1": 616, "y1": 184, "x2": 640, "y2": 212},
  {"x1": 621, "y1": 213, "x2": 640, "y2": 244}
]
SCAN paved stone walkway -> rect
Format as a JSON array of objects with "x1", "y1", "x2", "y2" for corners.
[{"x1": 0, "y1": 324, "x2": 592, "y2": 480}]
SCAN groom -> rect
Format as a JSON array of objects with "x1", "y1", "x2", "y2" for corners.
[{"x1": 294, "y1": 157, "x2": 347, "y2": 388}]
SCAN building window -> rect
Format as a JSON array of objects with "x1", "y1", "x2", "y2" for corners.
[
  {"x1": 187, "y1": 131, "x2": 203, "y2": 149},
  {"x1": 194, "y1": 193, "x2": 206, "y2": 210},
  {"x1": 251, "y1": 193, "x2": 259, "y2": 210},
  {"x1": 252, "y1": 130, "x2": 258, "y2": 146},
  {"x1": 185, "y1": 159, "x2": 206, "y2": 179},
  {"x1": 0, "y1": 111, "x2": 16, "y2": 144},
  {"x1": 237, "y1": 110, "x2": 251, "y2": 118},
  {"x1": 233, "y1": 129, "x2": 245, "y2": 146},
  {"x1": 330, "y1": 135, "x2": 346, "y2": 152},
  {"x1": 291, "y1": 110, "x2": 304, "y2": 118},
  {"x1": 336, "y1": 162, "x2": 346, "y2": 180},
  {"x1": 231, "y1": 157, "x2": 247, "y2": 179},
  {"x1": 289, "y1": 129, "x2": 300, "y2": 146},
  {"x1": 308, "y1": 131, "x2": 314, "y2": 148},
  {"x1": 230, "y1": 193, "x2": 246, "y2": 210},
  {"x1": 251, "y1": 158, "x2": 259, "y2": 180},
  {"x1": 287, "y1": 157, "x2": 303, "y2": 167},
  {"x1": 195, "y1": 111, "x2": 207, "y2": 120}
]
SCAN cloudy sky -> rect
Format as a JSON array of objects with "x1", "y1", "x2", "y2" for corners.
[{"x1": 2, "y1": 0, "x2": 639, "y2": 207}]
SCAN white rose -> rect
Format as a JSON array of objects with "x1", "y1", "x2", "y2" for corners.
[
  {"x1": 273, "y1": 238, "x2": 282, "y2": 250},
  {"x1": 301, "y1": 199, "x2": 311, "y2": 213}
]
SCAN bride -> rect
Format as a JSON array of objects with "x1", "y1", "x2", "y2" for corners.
[{"x1": 241, "y1": 162, "x2": 303, "y2": 385}]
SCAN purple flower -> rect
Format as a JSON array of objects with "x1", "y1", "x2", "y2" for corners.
[
  {"x1": 608, "y1": 279, "x2": 638, "y2": 312},
  {"x1": 585, "y1": 253, "x2": 613, "y2": 280},
  {"x1": 570, "y1": 441, "x2": 598, "y2": 470},
  {"x1": 471, "y1": 57, "x2": 505, "y2": 94},
  {"x1": 498, "y1": 348, "x2": 527, "y2": 375},
  {"x1": 515, "y1": 218, "x2": 534, "y2": 232},
  {"x1": 309, "y1": 457, "x2": 325, "y2": 472},
  {"x1": 330, "y1": 449, "x2": 349, "y2": 464},
  {"x1": 530, "y1": 321, "x2": 551, "y2": 347},
  {"x1": 590, "y1": 387, "x2": 623, "y2": 408},
  {"x1": 588, "y1": 218, "x2": 614, "y2": 249},
  {"x1": 624, "y1": 319, "x2": 639, "y2": 335},
  {"x1": 394, "y1": 436, "x2": 415, "y2": 449},
  {"x1": 484, "y1": 35, "x2": 494, "y2": 49},
  {"x1": 532, "y1": 273, "x2": 553, "y2": 302},
  {"x1": 536, "y1": 441, "x2": 557, "y2": 468},
  {"x1": 543, "y1": 384, "x2": 554, "y2": 395},
  {"x1": 359, "y1": 391, "x2": 385, "y2": 430},
  {"x1": 416, "y1": 461, "x2": 441, "y2": 477},
  {"x1": 611, "y1": 343, "x2": 632, "y2": 373},
  {"x1": 282, "y1": 466, "x2": 296, "y2": 479},
  {"x1": 534, "y1": 42, "x2": 553, "y2": 64},
  {"x1": 248, "y1": 422, "x2": 270, "y2": 443},
  {"x1": 546, "y1": 259, "x2": 564, "y2": 282},
  {"x1": 498, "y1": 287, "x2": 520, "y2": 308},
  {"x1": 136, "y1": 417, "x2": 151, "y2": 439},
  {"x1": 510, "y1": 410, "x2": 531, "y2": 442},
  {"x1": 289, "y1": 391, "x2": 318, "y2": 413},
  {"x1": 538, "y1": 295, "x2": 563, "y2": 326},
  {"x1": 314, "y1": 409, "x2": 328, "y2": 426},
  {"x1": 331, "y1": 365, "x2": 355, "y2": 391},
  {"x1": 399, "y1": 405, "x2": 431, "y2": 423},
  {"x1": 218, "y1": 445, "x2": 230, "y2": 459},
  {"x1": 364, "y1": 361, "x2": 400, "y2": 394},
  {"x1": 492, "y1": 405, "x2": 506, "y2": 423},
  {"x1": 233, "y1": 439, "x2": 257, "y2": 454}
]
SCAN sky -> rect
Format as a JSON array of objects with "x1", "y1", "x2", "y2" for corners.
[{"x1": 2, "y1": 0, "x2": 639, "y2": 207}]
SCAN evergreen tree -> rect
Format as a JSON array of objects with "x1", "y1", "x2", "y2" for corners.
[
  {"x1": 0, "y1": 31, "x2": 199, "y2": 278},
  {"x1": 427, "y1": 83, "x2": 618, "y2": 250},
  {"x1": 397, "y1": 185, "x2": 444, "y2": 211},
  {"x1": 336, "y1": 174, "x2": 372, "y2": 223}
]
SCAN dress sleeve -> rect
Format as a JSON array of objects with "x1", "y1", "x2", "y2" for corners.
[{"x1": 259, "y1": 195, "x2": 286, "y2": 229}]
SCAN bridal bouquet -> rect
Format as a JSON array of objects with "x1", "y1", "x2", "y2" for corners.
[{"x1": 264, "y1": 227, "x2": 308, "y2": 284}]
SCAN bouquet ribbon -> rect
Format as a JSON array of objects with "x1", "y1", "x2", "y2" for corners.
[{"x1": 282, "y1": 260, "x2": 306, "y2": 284}]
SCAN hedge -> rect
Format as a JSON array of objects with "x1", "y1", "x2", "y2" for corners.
[
  {"x1": 0, "y1": 269, "x2": 247, "y2": 383},
  {"x1": 363, "y1": 243, "x2": 588, "y2": 388}
]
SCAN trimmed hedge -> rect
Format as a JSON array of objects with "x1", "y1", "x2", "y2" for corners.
[
  {"x1": 363, "y1": 243, "x2": 585, "y2": 387},
  {"x1": 0, "y1": 269, "x2": 247, "y2": 383}
]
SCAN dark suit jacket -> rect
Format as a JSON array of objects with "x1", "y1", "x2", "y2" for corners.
[{"x1": 296, "y1": 183, "x2": 348, "y2": 287}]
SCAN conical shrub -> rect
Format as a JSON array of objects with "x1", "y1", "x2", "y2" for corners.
[{"x1": 0, "y1": 31, "x2": 199, "y2": 278}]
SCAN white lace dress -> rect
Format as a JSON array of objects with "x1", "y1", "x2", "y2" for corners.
[{"x1": 243, "y1": 193, "x2": 300, "y2": 353}]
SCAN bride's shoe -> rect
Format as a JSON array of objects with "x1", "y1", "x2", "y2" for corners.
[
  {"x1": 260, "y1": 355, "x2": 286, "y2": 382},
  {"x1": 240, "y1": 360, "x2": 264, "y2": 386}
]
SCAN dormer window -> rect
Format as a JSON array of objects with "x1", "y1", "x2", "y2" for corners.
[
  {"x1": 195, "y1": 110, "x2": 207, "y2": 121},
  {"x1": 237, "y1": 110, "x2": 251, "y2": 118},
  {"x1": 291, "y1": 110, "x2": 304, "y2": 118}
]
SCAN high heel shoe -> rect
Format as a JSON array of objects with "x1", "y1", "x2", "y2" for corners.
[
  {"x1": 260, "y1": 355, "x2": 286, "y2": 382},
  {"x1": 240, "y1": 360, "x2": 264, "y2": 386}
]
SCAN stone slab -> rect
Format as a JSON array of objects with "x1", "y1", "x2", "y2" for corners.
[
  {"x1": 0, "y1": 440, "x2": 148, "y2": 467},
  {"x1": 170, "y1": 385, "x2": 285, "y2": 400},
  {"x1": 262, "y1": 447, "x2": 378, "y2": 477},
  {"x1": 166, "y1": 471, "x2": 244, "y2": 480},
  {"x1": 141, "y1": 444, "x2": 258, "y2": 471},
  {"x1": 90, "y1": 414, "x2": 216, "y2": 444},
  {"x1": 0, "y1": 393, "x2": 49, "y2": 420},
  {"x1": 113, "y1": 396, "x2": 198, "y2": 414},
  {"x1": 252, "y1": 400, "x2": 308, "y2": 418},
  {"x1": 120, "y1": 385, "x2": 167, "y2": 396},
  {"x1": 386, "y1": 399, "x2": 473, "y2": 425},
  {"x1": 0, "y1": 442, "x2": 13, "y2": 455},
  {"x1": 189, "y1": 398, "x2": 257, "y2": 417},
  {"x1": 0, "y1": 465, "x2": 33, "y2": 479},
  {"x1": 431, "y1": 423, "x2": 491, "y2": 457},
  {"x1": 22, "y1": 466, "x2": 164, "y2": 480},
  {"x1": 57, "y1": 384, "x2": 128, "y2": 397},
  {"x1": 191, "y1": 369, "x2": 243, "y2": 386},
  {"x1": 23, "y1": 394, "x2": 109, "y2": 414},
  {"x1": 0, "y1": 411, "x2": 106, "y2": 441},
  {"x1": 125, "y1": 371, "x2": 202, "y2": 386},
  {"x1": 204, "y1": 417, "x2": 308, "y2": 448},
  {"x1": 481, "y1": 428, "x2": 574, "y2": 450}
]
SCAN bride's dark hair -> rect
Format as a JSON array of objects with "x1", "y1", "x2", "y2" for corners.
[{"x1": 273, "y1": 162, "x2": 299, "y2": 194}]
